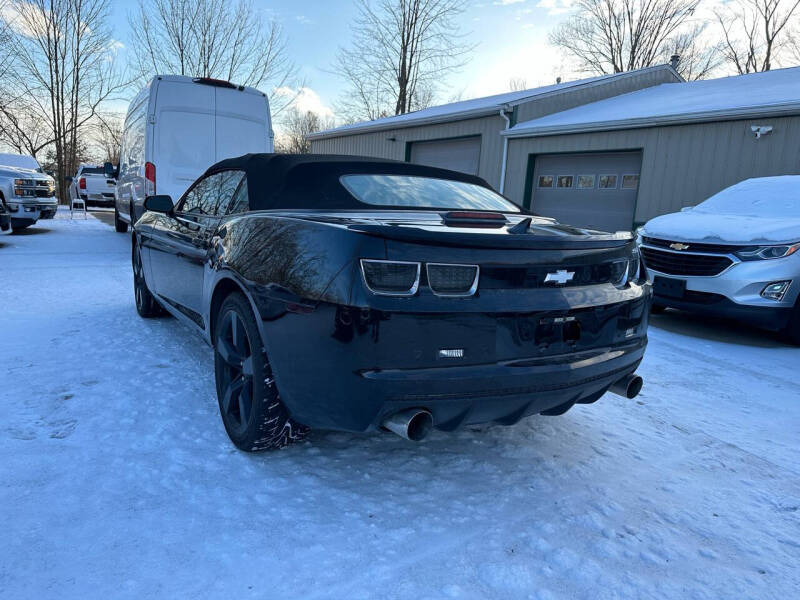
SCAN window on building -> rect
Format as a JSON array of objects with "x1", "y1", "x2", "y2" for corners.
[
  {"x1": 577, "y1": 175, "x2": 595, "y2": 189},
  {"x1": 557, "y1": 175, "x2": 574, "y2": 188},
  {"x1": 598, "y1": 175, "x2": 618, "y2": 189},
  {"x1": 622, "y1": 174, "x2": 640, "y2": 190},
  {"x1": 537, "y1": 175, "x2": 554, "y2": 188}
]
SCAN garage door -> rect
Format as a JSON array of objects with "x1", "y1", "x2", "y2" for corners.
[
  {"x1": 530, "y1": 151, "x2": 642, "y2": 232},
  {"x1": 408, "y1": 136, "x2": 481, "y2": 175}
]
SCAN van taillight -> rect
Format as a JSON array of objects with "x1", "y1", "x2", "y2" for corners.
[
  {"x1": 79, "y1": 177, "x2": 86, "y2": 190},
  {"x1": 145, "y1": 162, "x2": 155, "y2": 196}
]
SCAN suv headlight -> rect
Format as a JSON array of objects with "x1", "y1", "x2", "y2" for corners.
[{"x1": 735, "y1": 243, "x2": 799, "y2": 261}]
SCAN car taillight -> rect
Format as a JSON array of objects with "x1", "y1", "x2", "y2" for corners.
[
  {"x1": 360, "y1": 260, "x2": 420, "y2": 296},
  {"x1": 79, "y1": 177, "x2": 86, "y2": 190},
  {"x1": 145, "y1": 162, "x2": 156, "y2": 196},
  {"x1": 426, "y1": 263, "x2": 479, "y2": 297}
]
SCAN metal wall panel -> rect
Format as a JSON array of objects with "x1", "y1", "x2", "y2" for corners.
[
  {"x1": 503, "y1": 115, "x2": 800, "y2": 225},
  {"x1": 408, "y1": 136, "x2": 482, "y2": 174},
  {"x1": 311, "y1": 115, "x2": 507, "y2": 188}
]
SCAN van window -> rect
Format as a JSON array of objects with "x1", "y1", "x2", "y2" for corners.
[
  {"x1": 120, "y1": 98, "x2": 147, "y2": 180},
  {"x1": 179, "y1": 170, "x2": 243, "y2": 215}
]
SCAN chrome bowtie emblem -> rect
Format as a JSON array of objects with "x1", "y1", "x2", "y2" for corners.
[
  {"x1": 669, "y1": 242, "x2": 690, "y2": 250},
  {"x1": 544, "y1": 270, "x2": 575, "y2": 285}
]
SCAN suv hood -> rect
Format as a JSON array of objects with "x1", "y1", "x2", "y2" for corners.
[{"x1": 642, "y1": 209, "x2": 800, "y2": 245}]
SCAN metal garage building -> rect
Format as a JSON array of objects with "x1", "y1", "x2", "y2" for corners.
[{"x1": 310, "y1": 66, "x2": 800, "y2": 231}]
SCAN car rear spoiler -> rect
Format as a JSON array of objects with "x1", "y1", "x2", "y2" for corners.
[{"x1": 346, "y1": 223, "x2": 633, "y2": 250}]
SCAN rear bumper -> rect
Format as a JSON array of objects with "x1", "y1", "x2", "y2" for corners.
[{"x1": 259, "y1": 289, "x2": 651, "y2": 432}]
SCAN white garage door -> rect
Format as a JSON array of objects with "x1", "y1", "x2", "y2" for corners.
[
  {"x1": 409, "y1": 136, "x2": 481, "y2": 175},
  {"x1": 530, "y1": 151, "x2": 642, "y2": 232}
]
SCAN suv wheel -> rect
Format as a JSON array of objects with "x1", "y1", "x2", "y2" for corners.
[
  {"x1": 784, "y1": 304, "x2": 800, "y2": 346},
  {"x1": 115, "y1": 207, "x2": 128, "y2": 233},
  {"x1": 133, "y1": 243, "x2": 162, "y2": 317},
  {"x1": 214, "y1": 293, "x2": 308, "y2": 452}
]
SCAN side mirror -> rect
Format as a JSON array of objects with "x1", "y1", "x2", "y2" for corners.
[
  {"x1": 103, "y1": 162, "x2": 117, "y2": 179},
  {"x1": 144, "y1": 195, "x2": 174, "y2": 214}
]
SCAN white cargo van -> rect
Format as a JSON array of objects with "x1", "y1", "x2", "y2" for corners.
[{"x1": 110, "y1": 75, "x2": 273, "y2": 232}]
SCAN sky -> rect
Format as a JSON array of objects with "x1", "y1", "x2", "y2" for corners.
[{"x1": 108, "y1": 0, "x2": 578, "y2": 123}]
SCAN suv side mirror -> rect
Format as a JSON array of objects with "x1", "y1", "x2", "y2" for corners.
[
  {"x1": 144, "y1": 195, "x2": 174, "y2": 215},
  {"x1": 103, "y1": 161, "x2": 117, "y2": 179}
]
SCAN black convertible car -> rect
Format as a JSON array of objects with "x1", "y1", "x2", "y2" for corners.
[{"x1": 132, "y1": 154, "x2": 650, "y2": 451}]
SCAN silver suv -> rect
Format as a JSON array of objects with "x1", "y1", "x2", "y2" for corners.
[
  {"x1": 639, "y1": 176, "x2": 800, "y2": 343},
  {"x1": 0, "y1": 153, "x2": 57, "y2": 232}
]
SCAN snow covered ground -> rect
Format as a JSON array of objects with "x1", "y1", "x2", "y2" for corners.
[{"x1": 1, "y1": 214, "x2": 799, "y2": 599}]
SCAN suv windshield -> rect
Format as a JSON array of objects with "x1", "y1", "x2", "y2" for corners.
[
  {"x1": 695, "y1": 176, "x2": 800, "y2": 218},
  {"x1": 340, "y1": 174, "x2": 519, "y2": 212}
]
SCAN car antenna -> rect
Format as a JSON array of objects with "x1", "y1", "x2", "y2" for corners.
[{"x1": 507, "y1": 217, "x2": 531, "y2": 234}]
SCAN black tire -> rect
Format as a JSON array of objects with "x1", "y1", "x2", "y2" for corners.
[
  {"x1": 214, "y1": 292, "x2": 308, "y2": 452},
  {"x1": 650, "y1": 302, "x2": 667, "y2": 315},
  {"x1": 115, "y1": 207, "x2": 128, "y2": 233},
  {"x1": 133, "y1": 242, "x2": 162, "y2": 318},
  {"x1": 784, "y1": 304, "x2": 800, "y2": 346},
  {"x1": 11, "y1": 224, "x2": 29, "y2": 233}
]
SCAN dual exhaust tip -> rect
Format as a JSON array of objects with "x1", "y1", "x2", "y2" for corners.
[{"x1": 381, "y1": 373, "x2": 642, "y2": 442}]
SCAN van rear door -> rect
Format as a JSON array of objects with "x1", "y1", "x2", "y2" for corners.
[
  {"x1": 214, "y1": 87, "x2": 271, "y2": 161},
  {"x1": 153, "y1": 80, "x2": 215, "y2": 204}
]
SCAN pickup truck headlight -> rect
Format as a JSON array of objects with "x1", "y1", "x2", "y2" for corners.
[
  {"x1": 736, "y1": 243, "x2": 799, "y2": 260},
  {"x1": 14, "y1": 188, "x2": 36, "y2": 197},
  {"x1": 360, "y1": 259, "x2": 421, "y2": 296},
  {"x1": 14, "y1": 178, "x2": 34, "y2": 186}
]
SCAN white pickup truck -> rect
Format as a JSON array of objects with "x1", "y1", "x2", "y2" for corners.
[
  {"x1": 0, "y1": 153, "x2": 57, "y2": 231},
  {"x1": 72, "y1": 164, "x2": 116, "y2": 207}
]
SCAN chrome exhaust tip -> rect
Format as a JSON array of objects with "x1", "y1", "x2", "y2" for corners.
[
  {"x1": 382, "y1": 409, "x2": 433, "y2": 442},
  {"x1": 609, "y1": 373, "x2": 643, "y2": 399}
]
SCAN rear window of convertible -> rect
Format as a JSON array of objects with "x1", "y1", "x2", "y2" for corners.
[{"x1": 340, "y1": 174, "x2": 519, "y2": 212}]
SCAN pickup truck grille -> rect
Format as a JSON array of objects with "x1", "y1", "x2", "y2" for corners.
[{"x1": 641, "y1": 247, "x2": 733, "y2": 276}]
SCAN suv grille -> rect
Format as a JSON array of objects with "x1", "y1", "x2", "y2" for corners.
[
  {"x1": 641, "y1": 236, "x2": 744, "y2": 254},
  {"x1": 641, "y1": 247, "x2": 733, "y2": 276}
]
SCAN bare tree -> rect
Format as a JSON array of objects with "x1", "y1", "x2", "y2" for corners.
[
  {"x1": 549, "y1": 0, "x2": 716, "y2": 80},
  {"x1": 275, "y1": 109, "x2": 334, "y2": 154},
  {"x1": 716, "y1": 0, "x2": 800, "y2": 73},
  {"x1": 92, "y1": 113, "x2": 124, "y2": 164},
  {"x1": 129, "y1": 0, "x2": 297, "y2": 111},
  {"x1": 334, "y1": 0, "x2": 474, "y2": 122},
  {"x1": 508, "y1": 77, "x2": 528, "y2": 91},
  {"x1": 0, "y1": 0, "x2": 124, "y2": 201}
]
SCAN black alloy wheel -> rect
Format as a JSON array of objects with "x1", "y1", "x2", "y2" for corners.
[
  {"x1": 214, "y1": 293, "x2": 308, "y2": 451},
  {"x1": 133, "y1": 243, "x2": 162, "y2": 318},
  {"x1": 216, "y1": 309, "x2": 255, "y2": 437}
]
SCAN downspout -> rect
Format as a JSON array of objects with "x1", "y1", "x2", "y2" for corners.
[{"x1": 499, "y1": 106, "x2": 511, "y2": 195}]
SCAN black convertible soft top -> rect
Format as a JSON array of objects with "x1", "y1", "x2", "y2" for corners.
[{"x1": 202, "y1": 153, "x2": 494, "y2": 211}]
